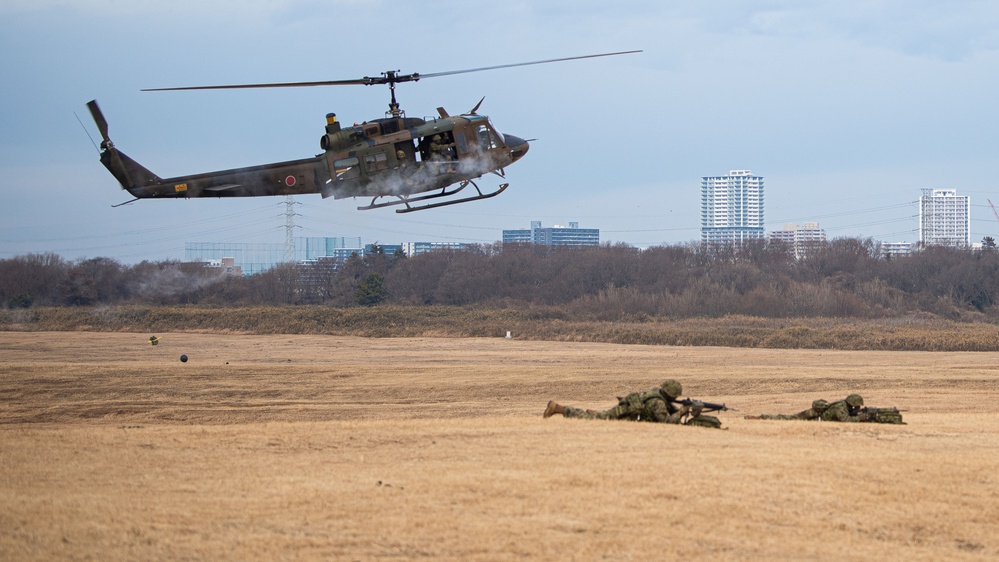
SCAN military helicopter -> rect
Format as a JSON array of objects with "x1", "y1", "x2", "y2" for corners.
[{"x1": 88, "y1": 50, "x2": 640, "y2": 213}]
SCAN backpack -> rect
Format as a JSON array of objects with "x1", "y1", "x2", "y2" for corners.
[{"x1": 685, "y1": 414, "x2": 722, "y2": 429}]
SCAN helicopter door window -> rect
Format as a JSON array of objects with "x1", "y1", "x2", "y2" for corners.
[
  {"x1": 333, "y1": 157, "x2": 359, "y2": 180},
  {"x1": 394, "y1": 141, "x2": 416, "y2": 168},
  {"x1": 364, "y1": 152, "x2": 389, "y2": 173}
]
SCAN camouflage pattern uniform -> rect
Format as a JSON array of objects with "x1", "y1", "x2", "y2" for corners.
[
  {"x1": 427, "y1": 134, "x2": 456, "y2": 174},
  {"x1": 545, "y1": 380, "x2": 721, "y2": 427},
  {"x1": 758, "y1": 394, "x2": 864, "y2": 422},
  {"x1": 563, "y1": 387, "x2": 687, "y2": 423}
]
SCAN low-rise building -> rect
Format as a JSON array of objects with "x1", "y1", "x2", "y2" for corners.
[
  {"x1": 768, "y1": 222, "x2": 827, "y2": 258},
  {"x1": 880, "y1": 241, "x2": 914, "y2": 259},
  {"x1": 502, "y1": 221, "x2": 599, "y2": 246}
]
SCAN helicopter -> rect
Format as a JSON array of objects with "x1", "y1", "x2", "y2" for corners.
[{"x1": 88, "y1": 50, "x2": 640, "y2": 213}]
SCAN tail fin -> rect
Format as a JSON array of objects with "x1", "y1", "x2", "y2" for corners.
[{"x1": 87, "y1": 100, "x2": 162, "y2": 196}]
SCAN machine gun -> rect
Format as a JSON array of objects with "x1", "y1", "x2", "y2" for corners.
[
  {"x1": 674, "y1": 398, "x2": 738, "y2": 413},
  {"x1": 855, "y1": 406, "x2": 906, "y2": 424}
]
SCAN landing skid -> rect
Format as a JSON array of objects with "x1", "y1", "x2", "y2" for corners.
[{"x1": 357, "y1": 180, "x2": 509, "y2": 213}]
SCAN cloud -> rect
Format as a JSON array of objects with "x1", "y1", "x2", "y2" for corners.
[{"x1": 736, "y1": 2, "x2": 999, "y2": 61}]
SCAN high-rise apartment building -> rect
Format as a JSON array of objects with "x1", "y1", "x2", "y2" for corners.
[
  {"x1": 701, "y1": 170, "x2": 765, "y2": 246},
  {"x1": 919, "y1": 188, "x2": 970, "y2": 247}
]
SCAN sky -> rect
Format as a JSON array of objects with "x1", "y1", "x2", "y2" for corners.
[{"x1": 2, "y1": 0, "x2": 999, "y2": 263}]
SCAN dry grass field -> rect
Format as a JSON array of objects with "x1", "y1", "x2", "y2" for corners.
[{"x1": 1, "y1": 331, "x2": 997, "y2": 561}]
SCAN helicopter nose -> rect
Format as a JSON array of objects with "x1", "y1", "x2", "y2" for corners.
[{"x1": 504, "y1": 134, "x2": 530, "y2": 162}]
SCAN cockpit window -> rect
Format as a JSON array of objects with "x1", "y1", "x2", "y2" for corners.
[{"x1": 477, "y1": 124, "x2": 502, "y2": 150}]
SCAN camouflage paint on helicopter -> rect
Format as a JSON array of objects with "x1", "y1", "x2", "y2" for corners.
[{"x1": 88, "y1": 51, "x2": 637, "y2": 213}]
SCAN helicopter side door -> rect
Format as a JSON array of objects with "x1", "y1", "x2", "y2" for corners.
[{"x1": 454, "y1": 129, "x2": 469, "y2": 158}]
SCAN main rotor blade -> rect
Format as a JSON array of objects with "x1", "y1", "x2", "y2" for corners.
[
  {"x1": 140, "y1": 50, "x2": 642, "y2": 92},
  {"x1": 142, "y1": 78, "x2": 372, "y2": 92},
  {"x1": 418, "y1": 50, "x2": 643, "y2": 80}
]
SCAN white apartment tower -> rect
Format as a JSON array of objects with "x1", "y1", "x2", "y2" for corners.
[
  {"x1": 769, "y1": 222, "x2": 827, "y2": 258},
  {"x1": 919, "y1": 188, "x2": 970, "y2": 247},
  {"x1": 701, "y1": 170, "x2": 765, "y2": 246}
]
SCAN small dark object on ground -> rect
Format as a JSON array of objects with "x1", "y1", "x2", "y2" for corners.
[{"x1": 180, "y1": 354, "x2": 188, "y2": 363}]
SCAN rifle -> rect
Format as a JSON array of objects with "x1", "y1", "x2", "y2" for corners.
[{"x1": 674, "y1": 398, "x2": 738, "y2": 413}]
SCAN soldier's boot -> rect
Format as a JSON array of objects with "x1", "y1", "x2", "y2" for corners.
[{"x1": 543, "y1": 401, "x2": 565, "y2": 418}]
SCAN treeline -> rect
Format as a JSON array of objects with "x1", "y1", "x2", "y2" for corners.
[{"x1": 3, "y1": 238, "x2": 999, "y2": 320}]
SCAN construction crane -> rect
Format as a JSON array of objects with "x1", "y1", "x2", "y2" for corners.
[{"x1": 989, "y1": 199, "x2": 999, "y2": 223}]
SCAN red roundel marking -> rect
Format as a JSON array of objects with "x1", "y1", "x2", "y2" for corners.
[{"x1": 285, "y1": 175, "x2": 297, "y2": 186}]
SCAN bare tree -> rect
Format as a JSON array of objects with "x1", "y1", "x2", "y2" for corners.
[{"x1": 0, "y1": 253, "x2": 69, "y2": 307}]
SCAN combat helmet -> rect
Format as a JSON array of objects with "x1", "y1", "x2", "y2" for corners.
[
  {"x1": 660, "y1": 379, "x2": 682, "y2": 400},
  {"x1": 845, "y1": 393, "x2": 864, "y2": 408}
]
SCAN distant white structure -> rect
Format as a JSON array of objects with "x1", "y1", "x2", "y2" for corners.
[
  {"x1": 701, "y1": 170, "x2": 765, "y2": 246},
  {"x1": 205, "y1": 257, "x2": 243, "y2": 276},
  {"x1": 769, "y1": 222, "x2": 827, "y2": 258},
  {"x1": 919, "y1": 188, "x2": 970, "y2": 247},
  {"x1": 401, "y1": 241, "x2": 467, "y2": 256},
  {"x1": 880, "y1": 241, "x2": 915, "y2": 258},
  {"x1": 186, "y1": 237, "x2": 362, "y2": 276},
  {"x1": 502, "y1": 221, "x2": 600, "y2": 246}
]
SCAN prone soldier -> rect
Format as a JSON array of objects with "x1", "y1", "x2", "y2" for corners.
[
  {"x1": 542, "y1": 379, "x2": 729, "y2": 428},
  {"x1": 751, "y1": 394, "x2": 904, "y2": 424}
]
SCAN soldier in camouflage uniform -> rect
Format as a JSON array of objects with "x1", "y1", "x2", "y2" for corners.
[
  {"x1": 755, "y1": 393, "x2": 865, "y2": 421},
  {"x1": 428, "y1": 134, "x2": 457, "y2": 173},
  {"x1": 542, "y1": 379, "x2": 722, "y2": 428}
]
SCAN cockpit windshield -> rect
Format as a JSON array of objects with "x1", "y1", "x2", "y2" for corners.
[{"x1": 475, "y1": 119, "x2": 505, "y2": 151}]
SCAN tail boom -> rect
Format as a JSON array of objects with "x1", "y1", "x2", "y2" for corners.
[
  {"x1": 110, "y1": 154, "x2": 325, "y2": 199},
  {"x1": 89, "y1": 99, "x2": 324, "y2": 200}
]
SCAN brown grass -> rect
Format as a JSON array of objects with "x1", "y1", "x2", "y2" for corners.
[
  {"x1": 1, "y1": 331, "x2": 998, "y2": 560},
  {"x1": 5, "y1": 305, "x2": 999, "y2": 350}
]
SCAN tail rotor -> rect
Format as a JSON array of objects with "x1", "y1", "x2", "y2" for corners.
[
  {"x1": 83, "y1": 99, "x2": 162, "y2": 199},
  {"x1": 87, "y1": 100, "x2": 112, "y2": 149}
]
